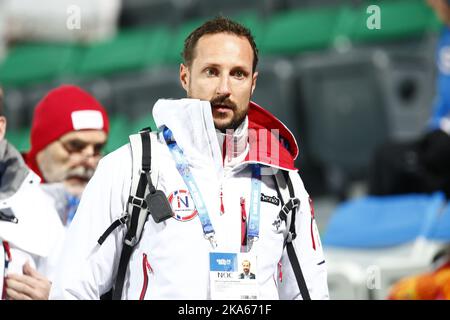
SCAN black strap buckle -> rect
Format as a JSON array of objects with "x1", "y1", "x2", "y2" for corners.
[
  {"x1": 128, "y1": 195, "x2": 148, "y2": 210},
  {"x1": 279, "y1": 198, "x2": 300, "y2": 221}
]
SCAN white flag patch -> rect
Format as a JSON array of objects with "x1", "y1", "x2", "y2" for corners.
[{"x1": 71, "y1": 110, "x2": 104, "y2": 130}]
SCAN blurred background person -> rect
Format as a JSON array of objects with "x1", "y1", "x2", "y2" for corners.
[
  {"x1": 388, "y1": 255, "x2": 450, "y2": 300},
  {"x1": 0, "y1": 86, "x2": 64, "y2": 300},
  {"x1": 384, "y1": 0, "x2": 450, "y2": 300},
  {"x1": 23, "y1": 84, "x2": 110, "y2": 226},
  {"x1": 4, "y1": 84, "x2": 109, "y2": 300},
  {"x1": 368, "y1": 0, "x2": 450, "y2": 199}
]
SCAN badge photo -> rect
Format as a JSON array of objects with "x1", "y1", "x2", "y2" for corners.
[{"x1": 168, "y1": 190, "x2": 198, "y2": 222}]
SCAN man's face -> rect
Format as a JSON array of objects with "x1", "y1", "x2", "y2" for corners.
[
  {"x1": 242, "y1": 261, "x2": 251, "y2": 274},
  {"x1": 36, "y1": 130, "x2": 107, "y2": 195},
  {"x1": 180, "y1": 32, "x2": 258, "y2": 132}
]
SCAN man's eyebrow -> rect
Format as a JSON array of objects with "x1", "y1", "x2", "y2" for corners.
[
  {"x1": 200, "y1": 63, "x2": 221, "y2": 69},
  {"x1": 230, "y1": 66, "x2": 251, "y2": 73},
  {"x1": 200, "y1": 62, "x2": 250, "y2": 70}
]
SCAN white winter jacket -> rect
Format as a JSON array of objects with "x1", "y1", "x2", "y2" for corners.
[
  {"x1": 1, "y1": 171, "x2": 65, "y2": 297},
  {"x1": 50, "y1": 99, "x2": 329, "y2": 300}
]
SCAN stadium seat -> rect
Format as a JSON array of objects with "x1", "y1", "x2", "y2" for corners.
[
  {"x1": 110, "y1": 67, "x2": 185, "y2": 121},
  {"x1": 2, "y1": 82, "x2": 60, "y2": 130},
  {"x1": 232, "y1": 11, "x2": 265, "y2": 48},
  {"x1": 340, "y1": 0, "x2": 439, "y2": 44},
  {"x1": 259, "y1": 6, "x2": 341, "y2": 55},
  {"x1": 295, "y1": 46, "x2": 434, "y2": 196},
  {"x1": 295, "y1": 49, "x2": 389, "y2": 194},
  {"x1": 251, "y1": 58, "x2": 298, "y2": 138},
  {"x1": 104, "y1": 113, "x2": 158, "y2": 155},
  {"x1": 165, "y1": 18, "x2": 209, "y2": 64},
  {"x1": 119, "y1": 0, "x2": 197, "y2": 28},
  {"x1": 166, "y1": 12, "x2": 265, "y2": 65},
  {"x1": 426, "y1": 203, "x2": 450, "y2": 243},
  {"x1": 129, "y1": 114, "x2": 158, "y2": 135},
  {"x1": 105, "y1": 115, "x2": 132, "y2": 154},
  {"x1": 250, "y1": 57, "x2": 308, "y2": 168},
  {"x1": 76, "y1": 27, "x2": 171, "y2": 77},
  {"x1": 323, "y1": 193, "x2": 445, "y2": 248},
  {"x1": 323, "y1": 192, "x2": 449, "y2": 299},
  {"x1": 5, "y1": 126, "x2": 30, "y2": 153},
  {"x1": 0, "y1": 43, "x2": 81, "y2": 87}
]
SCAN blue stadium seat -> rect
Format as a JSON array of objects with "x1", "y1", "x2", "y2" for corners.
[
  {"x1": 427, "y1": 204, "x2": 450, "y2": 242},
  {"x1": 323, "y1": 192, "x2": 446, "y2": 248},
  {"x1": 323, "y1": 192, "x2": 448, "y2": 299}
]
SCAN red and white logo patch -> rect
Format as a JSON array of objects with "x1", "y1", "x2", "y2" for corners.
[{"x1": 168, "y1": 190, "x2": 198, "y2": 222}]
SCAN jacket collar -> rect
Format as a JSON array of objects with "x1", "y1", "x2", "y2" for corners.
[
  {"x1": 0, "y1": 139, "x2": 30, "y2": 199},
  {"x1": 152, "y1": 99, "x2": 299, "y2": 175},
  {"x1": 245, "y1": 101, "x2": 298, "y2": 171},
  {"x1": 216, "y1": 117, "x2": 249, "y2": 169}
]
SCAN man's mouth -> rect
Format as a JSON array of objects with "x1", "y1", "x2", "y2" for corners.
[
  {"x1": 64, "y1": 167, "x2": 95, "y2": 184},
  {"x1": 66, "y1": 175, "x2": 90, "y2": 183},
  {"x1": 212, "y1": 104, "x2": 233, "y2": 113}
]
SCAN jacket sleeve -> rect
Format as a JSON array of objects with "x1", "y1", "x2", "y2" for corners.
[
  {"x1": 49, "y1": 145, "x2": 131, "y2": 300},
  {"x1": 277, "y1": 171, "x2": 329, "y2": 300}
]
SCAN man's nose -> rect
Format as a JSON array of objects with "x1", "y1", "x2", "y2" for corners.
[
  {"x1": 216, "y1": 75, "x2": 231, "y2": 96},
  {"x1": 80, "y1": 145, "x2": 97, "y2": 167}
]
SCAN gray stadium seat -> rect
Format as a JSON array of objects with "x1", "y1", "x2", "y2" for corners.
[
  {"x1": 295, "y1": 46, "x2": 435, "y2": 196},
  {"x1": 252, "y1": 58, "x2": 299, "y2": 142},
  {"x1": 109, "y1": 67, "x2": 185, "y2": 122},
  {"x1": 119, "y1": 0, "x2": 197, "y2": 28},
  {"x1": 3, "y1": 82, "x2": 58, "y2": 130},
  {"x1": 252, "y1": 57, "x2": 326, "y2": 196}
]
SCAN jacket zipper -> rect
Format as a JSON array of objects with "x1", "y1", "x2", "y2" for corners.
[
  {"x1": 240, "y1": 197, "x2": 247, "y2": 252},
  {"x1": 219, "y1": 138, "x2": 228, "y2": 216},
  {"x1": 219, "y1": 187, "x2": 225, "y2": 216},
  {"x1": 139, "y1": 253, "x2": 153, "y2": 300},
  {"x1": 278, "y1": 261, "x2": 283, "y2": 283}
]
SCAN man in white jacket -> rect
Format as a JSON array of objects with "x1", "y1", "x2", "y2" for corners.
[
  {"x1": 0, "y1": 87, "x2": 64, "y2": 300},
  {"x1": 50, "y1": 17, "x2": 329, "y2": 300}
]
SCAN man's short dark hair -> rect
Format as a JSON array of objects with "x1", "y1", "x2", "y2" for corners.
[{"x1": 182, "y1": 16, "x2": 259, "y2": 72}]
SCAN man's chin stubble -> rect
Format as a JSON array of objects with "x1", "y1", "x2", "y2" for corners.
[{"x1": 214, "y1": 117, "x2": 246, "y2": 132}]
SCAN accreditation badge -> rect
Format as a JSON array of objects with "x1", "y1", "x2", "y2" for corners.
[{"x1": 209, "y1": 252, "x2": 258, "y2": 300}]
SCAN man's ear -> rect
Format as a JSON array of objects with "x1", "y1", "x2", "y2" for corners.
[
  {"x1": 0, "y1": 116, "x2": 7, "y2": 141},
  {"x1": 251, "y1": 71, "x2": 258, "y2": 96},
  {"x1": 180, "y1": 63, "x2": 190, "y2": 92}
]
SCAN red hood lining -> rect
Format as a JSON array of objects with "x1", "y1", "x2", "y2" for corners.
[{"x1": 245, "y1": 101, "x2": 299, "y2": 171}]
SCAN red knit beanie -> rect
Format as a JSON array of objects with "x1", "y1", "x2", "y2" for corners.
[{"x1": 24, "y1": 85, "x2": 110, "y2": 181}]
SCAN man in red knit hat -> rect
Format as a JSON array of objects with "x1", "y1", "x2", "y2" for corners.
[
  {"x1": 24, "y1": 84, "x2": 110, "y2": 198},
  {"x1": 5, "y1": 85, "x2": 109, "y2": 300}
]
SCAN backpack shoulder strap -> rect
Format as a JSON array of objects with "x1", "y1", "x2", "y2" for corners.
[
  {"x1": 97, "y1": 128, "x2": 160, "y2": 243},
  {"x1": 126, "y1": 129, "x2": 160, "y2": 245},
  {"x1": 111, "y1": 129, "x2": 154, "y2": 299},
  {"x1": 273, "y1": 170, "x2": 311, "y2": 300},
  {"x1": 92, "y1": 127, "x2": 158, "y2": 300},
  {"x1": 274, "y1": 170, "x2": 304, "y2": 245}
]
